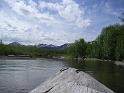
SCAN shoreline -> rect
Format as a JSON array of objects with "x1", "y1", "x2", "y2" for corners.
[
  {"x1": 115, "y1": 61, "x2": 124, "y2": 66},
  {"x1": 0, "y1": 56, "x2": 35, "y2": 60},
  {"x1": 0, "y1": 56, "x2": 124, "y2": 67}
]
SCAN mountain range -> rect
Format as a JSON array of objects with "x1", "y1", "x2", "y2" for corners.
[{"x1": 8, "y1": 42, "x2": 70, "y2": 50}]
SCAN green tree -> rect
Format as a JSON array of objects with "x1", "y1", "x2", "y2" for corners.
[{"x1": 68, "y1": 39, "x2": 87, "y2": 58}]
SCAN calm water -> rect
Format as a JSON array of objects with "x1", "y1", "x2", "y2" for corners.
[{"x1": 0, "y1": 59, "x2": 124, "y2": 93}]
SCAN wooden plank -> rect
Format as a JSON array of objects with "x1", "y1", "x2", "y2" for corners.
[{"x1": 29, "y1": 68, "x2": 114, "y2": 93}]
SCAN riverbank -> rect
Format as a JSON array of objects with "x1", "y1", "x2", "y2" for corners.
[
  {"x1": 115, "y1": 61, "x2": 124, "y2": 66},
  {"x1": 1, "y1": 56, "x2": 124, "y2": 67},
  {"x1": 74, "y1": 57, "x2": 124, "y2": 66},
  {"x1": 0, "y1": 56, "x2": 34, "y2": 59},
  {"x1": 86, "y1": 58, "x2": 124, "y2": 67},
  {"x1": 29, "y1": 68, "x2": 114, "y2": 93}
]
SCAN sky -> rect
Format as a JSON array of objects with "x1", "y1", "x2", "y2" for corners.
[{"x1": 0, "y1": 0, "x2": 124, "y2": 45}]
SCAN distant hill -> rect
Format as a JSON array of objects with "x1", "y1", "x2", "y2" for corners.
[
  {"x1": 8, "y1": 42, "x2": 70, "y2": 50},
  {"x1": 37, "y1": 44, "x2": 56, "y2": 48},
  {"x1": 8, "y1": 42, "x2": 23, "y2": 46},
  {"x1": 37, "y1": 43, "x2": 70, "y2": 50},
  {"x1": 57, "y1": 44, "x2": 70, "y2": 50}
]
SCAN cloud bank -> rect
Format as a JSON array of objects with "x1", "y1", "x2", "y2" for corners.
[{"x1": 0, "y1": 0, "x2": 123, "y2": 45}]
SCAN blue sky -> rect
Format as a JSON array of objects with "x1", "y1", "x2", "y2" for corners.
[{"x1": 0, "y1": 0, "x2": 124, "y2": 45}]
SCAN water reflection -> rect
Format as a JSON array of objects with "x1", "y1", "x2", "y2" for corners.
[
  {"x1": 0, "y1": 59, "x2": 124, "y2": 93},
  {"x1": 0, "y1": 59, "x2": 64, "y2": 93},
  {"x1": 64, "y1": 59, "x2": 124, "y2": 93}
]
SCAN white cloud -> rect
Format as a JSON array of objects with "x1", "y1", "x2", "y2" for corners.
[
  {"x1": 38, "y1": 0, "x2": 90, "y2": 27},
  {"x1": 0, "y1": 0, "x2": 90, "y2": 45},
  {"x1": 0, "y1": 10, "x2": 30, "y2": 32}
]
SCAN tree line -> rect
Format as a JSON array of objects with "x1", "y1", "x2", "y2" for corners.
[
  {"x1": 0, "y1": 44, "x2": 65, "y2": 58},
  {"x1": 67, "y1": 24, "x2": 124, "y2": 61}
]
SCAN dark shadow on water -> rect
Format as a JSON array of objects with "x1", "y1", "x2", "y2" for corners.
[{"x1": 63, "y1": 59, "x2": 124, "y2": 93}]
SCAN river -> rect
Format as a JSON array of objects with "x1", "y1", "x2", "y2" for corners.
[{"x1": 0, "y1": 58, "x2": 124, "y2": 93}]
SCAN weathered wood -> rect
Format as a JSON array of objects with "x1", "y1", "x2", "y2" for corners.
[{"x1": 29, "y1": 68, "x2": 114, "y2": 93}]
